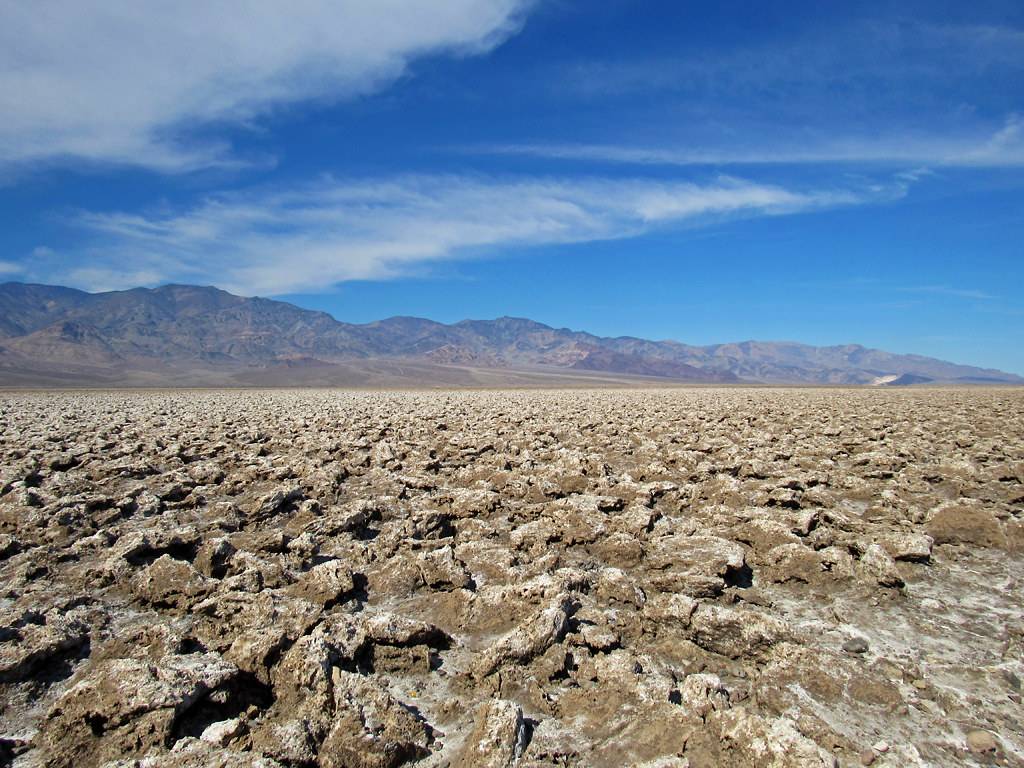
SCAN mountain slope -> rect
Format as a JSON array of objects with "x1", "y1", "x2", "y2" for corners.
[{"x1": 0, "y1": 282, "x2": 1019, "y2": 387}]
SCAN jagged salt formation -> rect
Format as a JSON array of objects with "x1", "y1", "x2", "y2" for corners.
[{"x1": 0, "y1": 388, "x2": 1021, "y2": 767}]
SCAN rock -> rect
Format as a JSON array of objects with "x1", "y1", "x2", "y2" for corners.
[
  {"x1": 687, "y1": 605, "x2": 792, "y2": 659},
  {"x1": 843, "y1": 637, "x2": 869, "y2": 654},
  {"x1": 858, "y1": 544, "x2": 904, "y2": 588},
  {"x1": 134, "y1": 490, "x2": 162, "y2": 516},
  {"x1": 595, "y1": 567, "x2": 647, "y2": 608},
  {"x1": 510, "y1": 518, "x2": 559, "y2": 552},
  {"x1": 677, "y1": 673, "x2": 729, "y2": 718},
  {"x1": 250, "y1": 631, "x2": 336, "y2": 764},
  {"x1": 252, "y1": 486, "x2": 304, "y2": 519},
  {"x1": 880, "y1": 532, "x2": 932, "y2": 562},
  {"x1": 966, "y1": 729, "x2": 998, "y2": 754},
  {"x1": 763, "y1": 543, "x2": 825, "y2": 584},
  {"x1": 578, "y1": 622, "x2": 619, "y2": 651},
  {"x1": 732, "y1": 518, "x2": 802, "y2": 552},
  {"x1": 191, "y1": 591, "x2": 322, "y2": 683},
  {"x1": 0, "y1": 533, "x2": 21, "y2": 559},
  {"x1": 201, "y1": 717, "x2": 245, "y2": 746},
  {"x1": 473, "y1": 593, "x2": 573, "y2": 678},
  {"x1": 287, "y1": 559, "x2": 355, "y2": 607},
  {"x1": 39, "y1": 652, "x2": 239, "y2": 768},
  {"x1": 709, "y1": 708, "x2": 835, "y2": 767},
  {"x1": 286, "y1": 531, "x2": 319, "y2": 557},
  {"x1": 645, "y1": 535, "x2": 750, "y2": 596},
  {"x1": 102, "y1": 737, "x2": 286, "y2": 767},
  {"x1": 320, "y1": 501, "x2": 374, "y2": 535},
  {"x1": 0, "y1": 610, "x2": 90, "y2": 683},
  {"x1": 447, "y1": 488, "x2": 499, "y2": 518},
  {"x1": 131, "y1": 554, "x2": 211, "y2": 609},
  {"x1": 643, "y1": 593, "x2": 698, "y2": 629},
  {"x1": 417, "y1": 545, "x2": 473, "y2": 590},
  {"x1": 362, "y1": 612, "x2": 452, "y2": 649},
  {"x1": 859, "y1": 748, "x2": 876, "y2": 765},
  {"x1": 194, "y1": 537, "x2": 236, "y2": 578},
  {"x1": 373, "y1": 441, "x2": 398, "y2": 466},
  {"x1": 817, "y1": 546, "x2": 856, "y2": 579},
  {"x1": 407, "y1": 509, "x2": 455, "y2": 540},
  {"x1": 453, "y1": 699, "x2": 526, "y2": 768},
  {"x1": 319, "y1": 669, "x2": 433, "y2": 768},
  {"x1": 926, "y1": 504, "x2": 1006, "y2": 548}
]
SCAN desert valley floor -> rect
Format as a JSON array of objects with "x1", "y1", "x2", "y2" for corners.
[{"x1": 0, "y1": 388, "x2": 1021, "y2": 768}]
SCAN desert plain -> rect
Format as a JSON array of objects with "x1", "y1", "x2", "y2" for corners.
[{"x1": 0, "y1": 387, "x2": 1021, "y2": 768}]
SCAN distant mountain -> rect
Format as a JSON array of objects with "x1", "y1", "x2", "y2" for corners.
[{"x1": 0, "y1": 282, "x2": 1020, "y2": 387}]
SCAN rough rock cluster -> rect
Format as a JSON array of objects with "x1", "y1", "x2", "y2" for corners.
[{"x1": 0, "y1": 388, "x2": 1021, "y2": 767}]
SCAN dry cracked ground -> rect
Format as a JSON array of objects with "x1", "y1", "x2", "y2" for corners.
[{"x1": 0, "y1": 388, "x2": 1022, "y2": 768}]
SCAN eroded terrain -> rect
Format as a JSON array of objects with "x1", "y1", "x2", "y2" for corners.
[{"x1": 0, "y1": 388, "x2": 1021, "y2": 768}]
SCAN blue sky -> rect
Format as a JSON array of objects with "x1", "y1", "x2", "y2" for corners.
[{"x1": 1, "y1": 0, "x2": 1022, "y2": 371}]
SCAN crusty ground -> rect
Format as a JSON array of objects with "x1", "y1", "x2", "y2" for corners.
[{"x1": 0, "y1": 388, "x2": 1021, "y2": 768}]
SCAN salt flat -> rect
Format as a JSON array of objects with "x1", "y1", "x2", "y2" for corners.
[{"x1": 0, "y1": 389, "x2": 1021, "y2": 767}]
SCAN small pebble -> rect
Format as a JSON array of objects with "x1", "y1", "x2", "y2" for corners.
[
  {"x1": 859, "y1": 749, "x2": 876, "y2": 766},
  {"x1": 843, "y1": 637, "x2": 869, "y2": 654},
  {"x1": 966, "y1": 729, "x2": 998, "y2": 754},
  {"x1": 872, "y1": 741, "x2": 889, "y2": 753}
]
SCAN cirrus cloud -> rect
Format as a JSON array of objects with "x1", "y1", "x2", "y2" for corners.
[
  {"x1": 474, "y1": 115, "x2": 1024, "y2": 168},
  {"x1": 38, "y1": 173, "x2": 886, "y2": 295}
]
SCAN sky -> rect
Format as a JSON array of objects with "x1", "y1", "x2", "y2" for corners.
[{"x1": 1, "y1": 0, "x2": 1022, "y2": 372}]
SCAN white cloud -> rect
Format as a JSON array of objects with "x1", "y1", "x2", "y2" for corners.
[
  {"x1": 0, "y1": 0, "x2": 532, "y2": 170},
  {"x1": 42, "y1": 173, "x2": 880, "y2": 295},
  {"x1": 475, "y1": 116, "x2": 1024, "y2": 168},
  {"x1": 0, "y1": 260, "x2": 23, "y2": 276}
]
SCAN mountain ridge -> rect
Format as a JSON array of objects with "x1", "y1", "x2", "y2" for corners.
[{"x1": 0, "y1": 281, "x2": 1020, "y2": 387}]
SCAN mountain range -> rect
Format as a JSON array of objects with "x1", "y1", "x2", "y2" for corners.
[{"x1": 0, "y1": 282, "x2": 1020, "y2": 387}]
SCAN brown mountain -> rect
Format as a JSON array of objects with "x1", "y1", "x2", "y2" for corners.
[{"x1": 0, "y1": 282, "x2": 1020, "y2": 387}]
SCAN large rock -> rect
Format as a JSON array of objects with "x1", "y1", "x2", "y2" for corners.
[
  {"x1": 707, "y1": 708, "x2": 836, "y2": 767},
  {"x1": 39, "y1": 652, "x2": 239, "y2": 768},
  {"x1": 880, "y1": 531, "x2": 933, "y2": 562},
  {"x1": 417, "y1": 545, "x2": 473, "y2": 590},
  {"x1": 131, "y1": 555, "x2": 211, "y2": 610},
  {"x1": 687, "y1": 605, "x2": 793, "y2": 659},
  {"x1": 926, "y1": 503, "x2": 1006, "y2": 548},
  {"x1": 644, "y1": 535, "x2": 750, "y2": 596},
  {"x1": 857, "y1": 544, "x2": 904, "y2": 588},
  {"x1": 250, "y1": 631, "x2": 337, "y2": 764},
  {"x1": 319, "y1": 670, "x2": 433, "y2": 768},
  {"x1": 763, "y1": 543, "x2": 827, "y2": 584},
  {"x1": 286, "y1": 559, "x2": 356, "y2": 607},
  {"x1": 0, "y1": 608, "x2": 90, "y2": 683},
  {"x1": 190, "y1": 591, "x2": 322, "y2": 683},
  {"x1": 473, "y1": 593, "x2": 573, "y2": 678},
  {"x1": 453, "y1": 699, "x2": 526, "y2": 768}
]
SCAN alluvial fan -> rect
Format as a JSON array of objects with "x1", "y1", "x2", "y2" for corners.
[{"x1": 0, "y1": 388, "x2": 1021, "y2": 767}]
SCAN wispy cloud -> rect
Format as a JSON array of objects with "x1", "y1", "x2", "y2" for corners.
[
  {"x1": 0, "y1": 260, "x2": 23, "y2": 276},
  {"x1": 510, "y1": 19, "x2": 1024, "y2": 171},
  {"x1": 0, "y1": 0, "x2": 533, "y2": 171},
  {"x1": 559, "y1": 21, "x2": 1024, "y2": 100},
  {"x1": 900, "y1": 285, "x2": 995, "y2": 300},
  {"x1": 33, "y1": 173, "x2": 883, "y2": 295},
  {"x1": 473, "y1": 115, "x2": 1024, "y2": 168}
]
